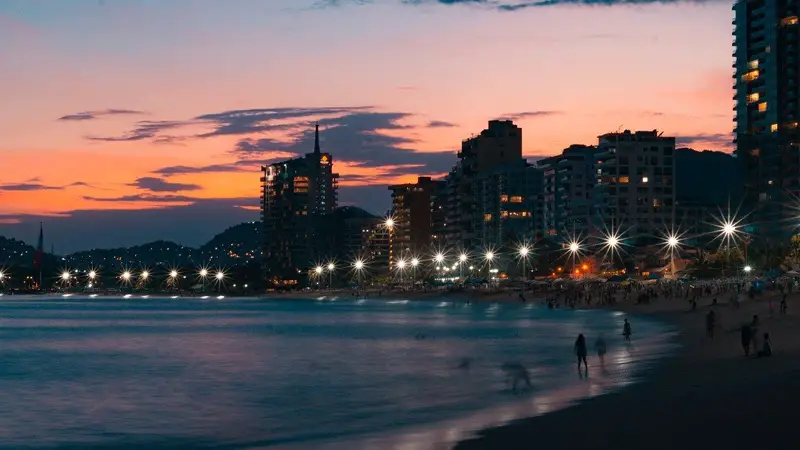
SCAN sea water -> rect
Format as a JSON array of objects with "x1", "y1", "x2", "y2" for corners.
[{"x1": 0, "y1": 296, "x2": 677, "y2": 449}]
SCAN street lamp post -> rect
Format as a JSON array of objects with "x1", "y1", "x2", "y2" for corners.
[
  {"x1": 327, "y1": 262, "x2": 335, "y2": 290},
  {"x1": 411, "y1": 258, "x2": 419, "y2": 290},
  {"x1": 459, "y1": 253, "x2": 467, "y2": 282},
  {"x1": 518, "y1": 245, "x2": 529, "y2": 297}
]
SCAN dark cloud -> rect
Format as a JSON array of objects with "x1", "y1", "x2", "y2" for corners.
[
  {"x1": 87, "y1": 107, "x2": 372, "y2": 142},
  {"x1": 129, "y1": 177, "x2": 202, "y2": 193},
  {"x1": 427, "y1": 120, "x2": 457, "y2": 128},
  {"x1": 152, "y1": 163, "x2": 246, "y2": 176},
  {"x1": 0, "y1": 198, "x2": 259, "y2": 253},
  {"x1": 86, "y1": 120, "x2": 188, "y2": 142},
  {"x1": 676, "y1": 133, "x2": 733, "y2": 150},
  {"x1": 194, "y1": 107, "x2": 370, "y2": 138},
  {"x1": 82, "y1": 194, "x2": 199, "y2": 203},
  {"x1": 0, "y1": 181, "x2": 90, "y2": 192},
  {"x1": 233, "y1": 111, "x2": 457, "y2": 176},
  {"x1": 499, "y1": 111, "x2": 561, "y2": 120},
  {"x1": 57, "y1": 109, "x2": 145, "y2": 121},
  {"x1": 320, "y1": 0, "x2": 725, "y2": 11}
]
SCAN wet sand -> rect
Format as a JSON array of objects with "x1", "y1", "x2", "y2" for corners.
[{"x1": 455, "y1": 290, "x2": 800, "y2": 450}]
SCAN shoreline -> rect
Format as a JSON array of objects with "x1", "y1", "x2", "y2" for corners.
[{"x1": 454, "y1": 290, "x2": 800, "y2": 450}]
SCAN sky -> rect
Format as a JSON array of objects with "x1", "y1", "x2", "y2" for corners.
[{"x1": 0, "y1": 0, "x2": 735, "y2": 253}]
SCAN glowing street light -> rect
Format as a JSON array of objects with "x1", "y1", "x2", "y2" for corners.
[
  {"x1": 435, "y1": 253, "x2": 445, "y2": 263},
  {"x1": 199, "y1": 268, "x2": 208, "y2": 278},
  {"x1": 198, "y1": 268, "x2": 209, "y2": 292},
  {"x1": 140, "y1": 270, "x2": 149, "y2": 280},
  {"x1": 170, "y1": 270, "x2": 179, "y2": 279},
  {"x1": 744, "y1": 265, "x2": 752, "y2": 273},
  {"x1": 411, "y1": 258, "x2": 419, "y2": 267},
  {"x1": 326, "y1": 262, "x2": 335, "y2": 290},
  {"x1": 315, "y1": 265, "x2": 323, "y2": 275},
  {"x1": 61, "y1": 271, "x2": 71, "y2": 281},
  {"x1": 352, "y1": 258, "x2": 366, "y2": 293},
  {"x1": 484, "y1": 251, "x2": 495, "y2": 262},
  {"x1": 88, "y1": 270, "x2": 96, "y2": 280},
  {"x1": 121, "y1": 271, "x2": 131, "y2": 282}
]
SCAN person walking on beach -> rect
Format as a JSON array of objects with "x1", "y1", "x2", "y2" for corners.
[
  {"x1": 575, "y1": 334, "x2": 588, "y2": 372},
  {"x1": 706, "y1": 309, "x2": 716, "y2": 338},
  {"x1": 622, "y1": 319, "x2": 632, "y2": 342},
  {"x1": 758, "y1": 333, "x2": 772, "y2": 357},
  {"x1": 595, "y1": 335, "x2": 607, "y2": 367},
  {"x1": 741, "y1": 323, "x2": 752, "y2": 356}
]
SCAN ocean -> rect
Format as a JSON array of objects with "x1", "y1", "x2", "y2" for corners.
[{"x1": 0, "y1": 296, "x2": 677, "y2": 449}]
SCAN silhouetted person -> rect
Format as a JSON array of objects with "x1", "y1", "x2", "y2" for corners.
[
  {"x1": 751, "y1": 315, "x2": 760, "y2": 353},
  {"x1": 595, "y1": 335, "x2": 607, "y2": 367},
  {"x1": 501, "y1": 363, "x2": 532, "y2": 393},
  {"x1": 757, "y1": 333, "x2": 772, "y2": 357},
  {"x1": 622, "y1": 319, "x2": 632, "y2": 342},
  {"x1": 781, "y1": 296, "x2": 788, "y2": 315},
  {"x1": 575, "y1": 334, "x2": 588, "y2": 371},
  {"x1": 741, "y1": 324, "x2": 752, "y2": 356},
  {"x1": 706, "y1": 309, "x2": 716, "y2": 338}
]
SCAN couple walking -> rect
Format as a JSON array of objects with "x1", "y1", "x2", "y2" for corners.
[{"x1": 575, "y1": 319, "x2": 631, "y2": 370}]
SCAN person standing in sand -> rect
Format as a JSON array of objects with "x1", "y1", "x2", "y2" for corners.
[
  {"x1": 575, "y1": 334, "x2": 588, "y2": 371},
  {"x1": 741, "y1": 323, "x2": 752, "y2": 356},
  {"x1": 706, "y1": 309, "x2": 716, "y2": 338}
]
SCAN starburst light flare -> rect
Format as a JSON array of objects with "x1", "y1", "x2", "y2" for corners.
[
  {"x1": 708, "y1": 204, "x2": 749, "y2": 251},
  {"x1": 411, "y1": 258, "x2": 419, "y2": 267},
  {"x1": 88, "y1": 270, "x2": 97, "y2": 280},
  {"x1": 61, "y1": 271, "x2": 71, "y2": 281},
  {"x1": 327, "y1": 262, "x2": 335, "y2": 271}
]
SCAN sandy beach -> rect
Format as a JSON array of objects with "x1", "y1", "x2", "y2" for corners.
[{"x1": 454, "y1": 289, "x2": 800, "y2": 450}]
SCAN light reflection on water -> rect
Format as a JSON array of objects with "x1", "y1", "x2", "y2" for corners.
[{"x1": 0, "y1": 297, "x2": 677, "y2": 449}]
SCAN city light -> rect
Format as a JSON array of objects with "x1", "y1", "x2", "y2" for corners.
[
  {"x1": 170, "y1": 270, "x2": 179, "y2": 278},
  {"x1": 411, "y1": 258, "x2": 419, "y2": 267},
  {"x1": 61, "y1": 271, "x2": 71, "y2": 281},
  {"x1": 0, "y1": 271, "x2": 5, "y2": 281},
  {"x1": 568, "y1": 241, "x2": 580, "y2": 254},
  {"x1": 121, "y1": 271, "x2": 131, "y2": 281},
  {"x1": 744, "y1": 265, "x2": 753, "y2": 273},
  {"x1": 385, "y1": 217, "x2": 395, "y2": 229},
  {"x1": 140, "y1": 270, "x2": 149, "y2": 280},
  {"x1": 354, "y1": 260, "x2": 365, "y2": 270},
  {"x1": 199, "y1": 268, "x2": 208, "y2": 278},
  {"x1": 88, "y1": 270, "x2": 97, "y2": 280},
  {"x1": 315, "y1": 266, "x2": 323, "y2": 275},
  {"x1": 484, "y1": 250, "x2": 495, "y2": 262},
  {"x1": 709, "y1": 204, "x2": 749, "y2": 250},
  {"x1": 434, "y1": 252, "x2": 445, "y2": 263},
  {"x1": 459, "y1": 253, "x2": 468, "y2": 263},
  {"x1": 667, "y1": 235, "x2": 679, "y2": 248},
  {"x1": 327, "y1": 262, "x2": 335, "y2": 271},
  {"x1": 518, "y1": 245, "x2": 530, "y2": 258},
  {"x1": 397, "y1": 259, "x2": 407, "y2": 270},
  {"x1": 215, "y1": 271, "x2": 224, "y2": 281}
]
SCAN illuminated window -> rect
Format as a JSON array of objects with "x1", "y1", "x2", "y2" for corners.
[
  {"x1": 782, "y1": 16, "x2": 798, "y2": 26},
  {"x1": 788, "y1": 121, "x2": 799, "y2": 129},
  {"x1": 742, "y1": 70, "x2": 759, "y2": 82},
  {"x1": 500, "y1": 195, "x2": 508, "y2": 203},
  {"x1": 748, "y1": 60, "x2": 759, "y2": 70},
  {"x1": 653, "y1": 198, "x2": 662, "y2": 207},
  {"x1": 619, "y1": 176, "x2": 630, "y2": 184},
  {"x1": 500, "y1": 210, "x2": 509, "y2": 218},
  {"x1": 758, "y1": 102, "x2": 767, "y2": 112},
  {"x1": 510, "y1": 196, "x2": 523, "y2": 203},
  {"x1": 642, "y1": 176, "x2": 649, "y2": 183},
  {"x1": 747, "y1": 93, "x2": 760, "y2": 104},
  {"x1": 484, "y1": 213, "x2": 493, "y2": 222},
  {"x1": 771, "y1": 123, "x2": 779, "y2": 132}
]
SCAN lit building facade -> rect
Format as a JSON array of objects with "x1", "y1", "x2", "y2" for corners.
[
  {"x1": 594, "y1": 130, "x2": 676, "y2": 244},
  {"x1": 261, "y1": 125, "x2": 339, "y2": 282},
  {"x1": 388, "y1": 176, "x2": 444, "y2": 258},
  {"x1": 440, "y1": 120, "x2": 524, "y2": 252},
  {"x1": 734, "y1": 0, "x2": 800, "y2": 237},
  {"x1": 472, "y1": 161, "x2": 544, "y2": 251},
  {"x1": 537, "y1": 144, "x2": 597, "y2": 239}
]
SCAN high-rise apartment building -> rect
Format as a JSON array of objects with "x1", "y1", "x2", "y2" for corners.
[
  {"x1": 440, "y1": 120, "x2": 524, "y2": 251},
  {"x1": 537, "y1": 145, "x2": 597, "y2": 239},
  {"x1": 594, "y1": 130, "x2": 676, "y2": 244},
  {"x1": 472, "y1": 160, "x2": 544, "y2": 251},
  {"x1": 388, "y1": 176, "x2": 444, "y2": 258},
  {"x1": 261, "y1": 125, "x2": 339, "y2": 281},
  {"x1": 734, "y1": 0, "x2": 800, "y2": 236}
]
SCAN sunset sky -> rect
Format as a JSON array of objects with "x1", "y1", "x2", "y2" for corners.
[{"x1": 0, "y1": 0, "x2": 735, "y2": 252}]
